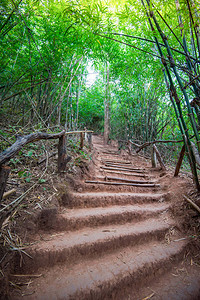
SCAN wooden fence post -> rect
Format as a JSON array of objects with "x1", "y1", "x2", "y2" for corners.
[
  {"x1": 0, "y1": 165, "x2": 10, "y2": 202},
  {"x1": 58, "y1": 134, "x2": 67, "y2": 172},
  {"x1": 151, "y1": 146, "x2": 157, "y2": 168},
  {"x1": 87, "y1": 133, "x2": 92, "y2": 150},
  {"x1": 127, "y1": 141, "x2": 132, "y2": 155},
  {"x1": 80, "y1": 132, "x2": 84, "y2": 150}
]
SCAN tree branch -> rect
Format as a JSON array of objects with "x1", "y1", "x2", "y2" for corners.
[
  {"x1": 0, "y1": 130, "x2": 65, "y2": 166},
  {"x1": 129, "y1": 139, "x2": 183, "y2": 153}
]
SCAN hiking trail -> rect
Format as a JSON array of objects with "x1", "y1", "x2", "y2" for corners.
[{"x1": 12, "y1": 135, "x2": 200, "y2": 300}]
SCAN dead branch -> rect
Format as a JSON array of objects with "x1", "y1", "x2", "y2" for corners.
[
  {"x1": 133, "y1": 139, "x2": 183, "y2": 153},
  {"x1": 184, "y1": 195, "x2": 200, "y2": 214},
  {"x1": 129, "y1": 141, "x2": 140, "y2": 148},
  {"x1": 0, "y1": 130, "x2": 65, "y2": 166},
  {"x1": 3, "y1": 189, "x2": 16, "y2": 199}
]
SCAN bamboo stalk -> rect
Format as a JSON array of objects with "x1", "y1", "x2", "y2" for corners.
[
  {"x1": 102, "y1": 160, "x2": 131, "y2": 164},
  {"x1": 145, "y1": 0, "x2": 200, "y2": 151},
  {"x1": 85, "y1": 180, "x2": 160, "y2": 187},
  {"x1": 101, "y1": 170, "x2": 147, "y2": 177},
  {"x1": 104, "y1": 163, "x2": 141, "y2": 169},
  {"x1": 65, "y1": 130, "x2": 93, "y2": 134},
  {"x1": 101, "y1": 166, "x2": 145, "y2": 173},
  {"x1": 191, "y1": 142, "x2": 200, "y2": 167},
  {"x1": 141, "y1": 0, "x2": 200, "y2": 189},
  {"x1": 174, "y1": 145, "x2": 185, "y2": 176},
  {"x1": 102, "y1": 151, "x2": 119, "y2": 155},
  {"x1": 153, "y1": 145, "x2": 166, "y2": 171},
  {"x1": 104, "y1": 176, "x2": 154, "y2": 184}
]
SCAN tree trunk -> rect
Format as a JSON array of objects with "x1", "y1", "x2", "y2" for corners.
[
  {"x1": 0, "y1": 165, "x2": 10, "y2": 202},
  {"x1": 104, "y1": 61, "x2": 110, "y2": 144}
]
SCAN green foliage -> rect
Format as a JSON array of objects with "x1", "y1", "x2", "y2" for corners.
[
  {"x1": 18, "y1": 169, "x2": 32, "y2": 182},
  {"x1": 78, "y1": 79, "x2": 104, "y2": 131},
  {"x1": 1, "y1": 0, "x2": 200, "y2": 175},
  {"x1": 38, "y1": 178, "x2": 46, "y2": 184}
]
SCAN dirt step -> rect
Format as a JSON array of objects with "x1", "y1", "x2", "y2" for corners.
[
  {"x1": 104, "y1": 163, "x2": 147, "y2": 170},
  {"x1": 61, "y1": 191, "x2": 168, "y2": 208},
  {"x1": 38, "y1": 203, "x2": 170, "y2": 231},
  {"x1": 15, "y1": 240, "x2": 187, "y2": 300},
  {"x1": 100, "y1": 166, "x2": 146, "y2": 173},
  {"x1": 98, "y1": 169, "x2": 149, "y2": 177},
  {"x1": 75, "y1": 183, "x2": 161, "y2": 193},
  {"x1": 101, "y1": 159, "x2": 132, "y2": 164},
  {"x1": 129, "y1": 262, "x2": 200, "y2": 300},
  {"x1": 14, "y1": 216, "x2": 174, "y2": 274}
]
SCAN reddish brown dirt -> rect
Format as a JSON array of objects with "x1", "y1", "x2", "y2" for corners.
[{"x1": 9, "y1": 135, "x2": 200, "y2": 299}]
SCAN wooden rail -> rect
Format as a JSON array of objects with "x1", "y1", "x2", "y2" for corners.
[{"x1": 0, "y1": 130, "x2": 93, "y2": 202}]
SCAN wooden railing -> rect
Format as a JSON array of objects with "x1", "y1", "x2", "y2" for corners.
[{"x1": 0, "y1": 130, "x2": 93, "y2": 202}]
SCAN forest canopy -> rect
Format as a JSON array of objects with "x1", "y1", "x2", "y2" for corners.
[{"x1": 1, "y1": 0, "x2": 200, "y2": 185}]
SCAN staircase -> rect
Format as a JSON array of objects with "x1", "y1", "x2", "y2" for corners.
[{"x1": 13, "y1": 135, "x2": 200, "y2": 300}]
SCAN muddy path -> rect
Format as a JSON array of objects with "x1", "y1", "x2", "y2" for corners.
[{"x1": 11, "y1": 135, "x2": 200, "y2": 299}]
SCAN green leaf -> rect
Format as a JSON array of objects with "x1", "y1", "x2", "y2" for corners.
[
  {"x1": 39, "y1": 178, "x2": 46, "y2": 183},
  {"x1": 18, "y1": 169, "x2": 27, "y2": 177}
]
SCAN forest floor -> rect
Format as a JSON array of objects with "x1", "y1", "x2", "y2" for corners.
[{"x1": 1, "y1": 134, "x2": 200, "y2": 299}]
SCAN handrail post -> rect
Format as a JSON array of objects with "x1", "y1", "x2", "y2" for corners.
[
  {"x1": 127, "y1": 141, "x2": 132, "y2": 155},
  {"x1": 151, "y1": 146, "x2": 157, "y2": 168},
  {"x1": 80, "y1": 132, "x2": 84, "y2": 150},
  {"x1": 88, "y1": 132, "x2": 92, "y2": 150},
  {"x1": 58, "y1": 133, "x2": 67, "y2": 172}
]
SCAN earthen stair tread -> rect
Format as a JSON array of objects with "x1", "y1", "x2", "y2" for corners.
[
  {"x1": 132, "y1": 262, "x2": 200, "y2": 300},
  {"x1": 20, "y1": 239, "x2": 187, "y2": 300},
  {"x1": 61, "y1": 202, "x2": 169, "y2": 219},
  {"x1": 30, "y1": 216, "x2": 173, "y2": 252},
  {"x1": 72, "y1": 191, "x2": 166, "y2": 198}
]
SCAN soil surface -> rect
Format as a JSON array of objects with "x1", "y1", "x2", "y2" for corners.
[{"x1": 9, "y1": 135, "x2": 200, "y2": 299}]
